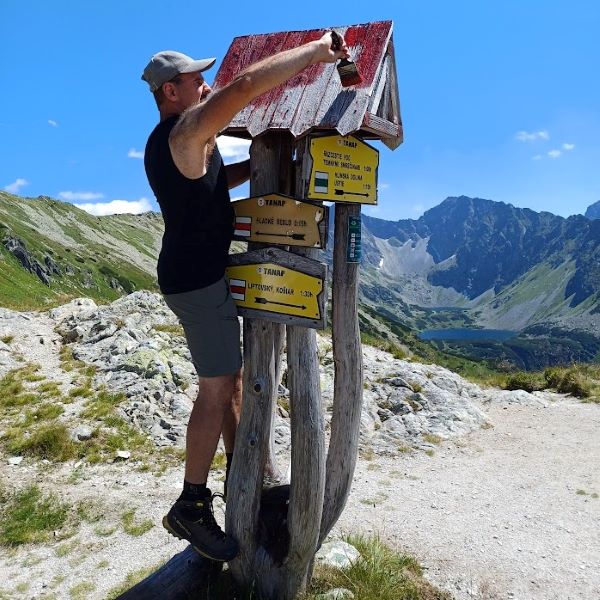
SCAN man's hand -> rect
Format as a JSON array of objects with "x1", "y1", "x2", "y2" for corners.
[{"x1": 310, "y1": 31, "x2": 350, "y2": 65}]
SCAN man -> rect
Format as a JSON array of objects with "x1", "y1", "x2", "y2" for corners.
[{"x1": 141, "y1": 31, "x2": 349, "y2": 562}]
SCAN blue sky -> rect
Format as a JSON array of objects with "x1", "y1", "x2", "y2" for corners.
[{"x1": 1, "y1": 0, "x2": 598, "y2": 222}]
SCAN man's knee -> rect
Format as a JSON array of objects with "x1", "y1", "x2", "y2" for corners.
[{"x1": 197, "y1": 371, "x2": 239, "y2": 403}]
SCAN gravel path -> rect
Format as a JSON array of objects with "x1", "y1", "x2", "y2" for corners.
[{"x1": 340, "y1": 397, "x2": 600, "y2": 599}]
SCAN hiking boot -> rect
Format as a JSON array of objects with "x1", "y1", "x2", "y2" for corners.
[{"x1": 162, "y1": 488, "x2": 239, "y2": 562}]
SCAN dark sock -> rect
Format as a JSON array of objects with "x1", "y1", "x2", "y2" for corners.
[
  {"x1": 179, "y1": 480, "x2": 207, "y2": 502},
  {"x1": 224, "y1": 453, "x2": 234, "y2": 497}
]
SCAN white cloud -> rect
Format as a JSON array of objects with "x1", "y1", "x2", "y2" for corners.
[
  {"x1": 532, "y1": 155, "x2": 543, "y2": 160},
  {"x1": 515, "y1": 130, "x2": 550, "y2": 142},
  {"x1": 379, "y1": 183, "x2": 391, "y2": 190},
  {"x1": 4, "y1": 178, "x2": 29, "y2": 194},
  {"x1": 548, "y1": 149, "x2": 562, "y2": 159},
  {"x1": 562, "y1": 143, "x2": 575, "y2": 151},
  {"x1": 412, "y1": 203, "x2": 425, "y2": 215},
  {"x1": 128, "y1": 148, "x2": 144, "y2": 159},
  {"x1": 74, "y1": 198, "x2": 152, "y2": 216},
  {"x1": 217, "y1": 135, "x2": 251, "y2": 164},
  {"x1": 48, "y1": 119, "x2": 58, "y2": 127},
  {"x1": 59, "y1": 191, "x2": 104, "y2": 201}
]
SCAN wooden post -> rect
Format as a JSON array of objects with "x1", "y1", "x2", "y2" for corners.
[
  {"x1": 227, "y1": 136, "x2": 329, "y2": 600},
  {"x1": 226, "y1": 132, "x2": 293, "y2": 586},
  {"x1": 296, "y1": 136, "x2": 365, "y2": 546},
  {"x1": 319, "y1": 202, "x2": 364, "y2": 544},
  {"x1": 275, "y1": 141, "x2": 327, "y2": 596}
]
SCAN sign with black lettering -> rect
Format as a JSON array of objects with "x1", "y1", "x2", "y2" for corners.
[
  {"x1": 226, "y1": 247, "x2": 327, "y2": 329},
  {"x1": 307, "y1": 135, "x2": 379, "y2": 204},
  {"x1": 232, "y1": 194, "x2": 328, "y2": 248}
]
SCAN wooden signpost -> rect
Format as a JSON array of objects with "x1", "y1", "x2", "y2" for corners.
[
  {"x1": 121, "y1": 21, "x2": 402, "y2": 600},
  {"x1": 232, "y1": 194, "x2": 328, "y2": 248}
]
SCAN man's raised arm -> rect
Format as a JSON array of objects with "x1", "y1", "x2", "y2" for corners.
[{"x1": 171, "y1": 32, "x2": 348, "y2": 157}]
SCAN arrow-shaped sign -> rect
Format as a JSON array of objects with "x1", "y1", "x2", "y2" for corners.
[
  {"x1": 255, "y1": 297, "x2": 307, "y2": 310},
  {"x1": 334, "y1": 189, "x2": 370, "y2": 198},
  {"x1": 231, "y1": 194, "x2": 327, "y2": 248},
  {"x1": 254, "y1": 231, "x2": 306, "y2": 240}
]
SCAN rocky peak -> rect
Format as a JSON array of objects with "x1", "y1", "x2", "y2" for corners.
[{"x1": 585, "y1": 200, "x2": 600, "y2": 220}]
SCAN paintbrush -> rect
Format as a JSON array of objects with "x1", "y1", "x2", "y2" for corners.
[{"x1": 330, "y1": 30, "x2": 363, "y2": 87}]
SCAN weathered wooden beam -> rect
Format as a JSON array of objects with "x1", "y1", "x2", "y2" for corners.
[
  {"x1": 275, "y1": 138, "x2": 326, "y2": 597},
  {"x1": 114, "y1": 546, "x2": 220, "y2": 600},
  {"x1": 226, "y1": 315, "x2": 277, "y2": 581},
  {"x1": 319, "y1": 202, "x2": 364, "y2": 544},
  {"x1": 284, "y1": 255, "x2": 326, "y2": 597},
  {"x1": 226, "y1": 132, "x2": 294, "y2": 587}
]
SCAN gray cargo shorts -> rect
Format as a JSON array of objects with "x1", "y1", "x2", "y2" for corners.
[{"x1": 162, "y1": 278, "x2": 242, "y2": 378}]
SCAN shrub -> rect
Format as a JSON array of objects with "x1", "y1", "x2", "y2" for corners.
[
  {"x1": 556, "y1": 370, "x2": 591, "y2": 398},
  {"x1": 544, "y1": 367, "x2": 592, "y2": 398},
  {"x1": 504, "y1": 371, "x2": 545, "y2": 393},
  {"x1": 543, "y1": 367, "x2": 563, "y2": 389}
]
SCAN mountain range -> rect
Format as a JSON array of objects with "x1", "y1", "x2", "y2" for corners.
[{"x1": 1, "y1": 191, "x2": 599, "y2": 370}]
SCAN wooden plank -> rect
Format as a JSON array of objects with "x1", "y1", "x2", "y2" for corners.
[
  {"x1": 385, "y1": 37, "x2": 403, "y2": 144},
  {"x1": 261, "y1": 30, "x2": 317, "y2": 134},
  {"x1": 289, "y1": 28, "x2": 346, "y2": 138},
  {"x1": 228, "y1": 246, "x2": 327, "y2": 277},
  {"x1": 361, "y1": 113, "x2": 402, "y2": 139},
  {"x1": 367, "y1": 55, "x2": 389, "y2": 117}
]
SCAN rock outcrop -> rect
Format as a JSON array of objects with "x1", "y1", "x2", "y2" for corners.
[{"x1": 40, "y1": 291, "x2": 525, "y2": 456}]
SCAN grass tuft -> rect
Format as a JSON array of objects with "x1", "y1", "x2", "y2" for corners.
[
  {"x1": 5, "y1": 422, "x2": 77, "y2": 461},
  {"x1": 304, "y1": 535, "x2": 450, "y2": 600},
  {"x1": 0, "y1": 484, "x2": 70, "y2": 546},
  {"x1": 121, "y1": 509, "x2": 154, "y2": 536},
  {"x1": 105, "y1": 563, "x2": 165, "y2": 600}
]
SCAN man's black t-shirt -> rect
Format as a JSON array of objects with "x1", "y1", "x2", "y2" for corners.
[{"x1": 144, "y1": 115, "x2": 234, "y2": 294}]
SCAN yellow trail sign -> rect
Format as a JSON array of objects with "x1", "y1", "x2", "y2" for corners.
[
  {"x1": 227, "y1": 263, "x2": 322, "y2": 319},
  {"x1": 232, "y1": 194, "x2": 328, "y2": 248},
  {"x1": 226, "y1": 247, "x2": 328, "y2": 329},
  {"x1": 307, "y1": 134, "x2": 379, "y2": 204}
]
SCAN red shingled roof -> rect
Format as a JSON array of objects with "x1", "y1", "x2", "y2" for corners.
[{"x1": 213, "y1": 21, "x2": 402, "y2": 149}]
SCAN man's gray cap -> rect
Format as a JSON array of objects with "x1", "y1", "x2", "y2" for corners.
[{"x1": 141, "y1": 51, "x2": 216, "y2": 92}]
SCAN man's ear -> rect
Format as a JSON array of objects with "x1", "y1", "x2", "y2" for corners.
[{"x1": 162, "y1": 82, "x2": 177, "y2": 101}]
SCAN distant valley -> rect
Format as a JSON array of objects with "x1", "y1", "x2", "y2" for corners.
[
  {"x1": 358, "y1": 196, "x2": 600, "y2": 369},
  {"x1": 1, "y1": 191, "x2": 599, "y2": 370}
]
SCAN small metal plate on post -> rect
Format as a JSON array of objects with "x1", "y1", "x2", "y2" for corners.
[
  {"x1": 307, "y1": 135, "x2": 379, "y2": 204},
  {"x1": 232, "y1": 194, "x2": 328, "y2": 248},
  {"x1": 226, "y1": 247, "x2": 327, "y2": 329},
  {"x1": 347, "y1": 216, "x2": 362, "y2": 263}
]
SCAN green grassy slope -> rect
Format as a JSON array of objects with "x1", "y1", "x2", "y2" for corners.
[{"x1": 0, "y1": 192, "x2": 162, "y2": 310}]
